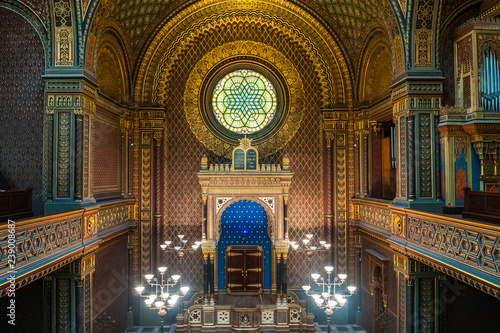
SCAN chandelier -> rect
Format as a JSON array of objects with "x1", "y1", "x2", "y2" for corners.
[
  {"x1": 290, "y1": 233, "x2": 331, "y2": 253},
  {"x1": 302, "y1": 266, "x2": 356, "y2": 333},
  {"x1": 135, "y1": 267, "x2": 190, "y2": 333},
  {"x1": 160, "y1": 234, "x2": 202, "y2": 257}
]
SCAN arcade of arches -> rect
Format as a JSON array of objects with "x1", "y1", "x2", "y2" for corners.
[{"x1": 1, "y1": 0, "x2": 500, "y2": 332}]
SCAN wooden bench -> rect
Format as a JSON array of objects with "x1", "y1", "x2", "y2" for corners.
[
  {"x1": 463, "y1": 187, "x2": 500, "y2": 223},
  {"x1": 0, "y1": 188, "x2": 33, "y2": 222}
]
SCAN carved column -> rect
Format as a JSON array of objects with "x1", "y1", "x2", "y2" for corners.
[
  {"x1": 325, "y1": 131, "x2": 334, "y2": 263},
  {"x1": 202, "y1": 248, "x2": 216, "y2": 304},
  {"x1": 154, "y1": 131, "x2": 163, "y2": 272},
  {"x1": 120, "y1": 118, "x2": 132, "y2": 198},
  {"x1": 209, "y1": 252, "x2": 215, "y2": 302},
  {"x1": 137, "y1": 107, "x2": 165, "y2": 277},
  {"x1": 203, "y1": 251, "x2": 209, "y2": 302},
  {"x1": 394, "y1": 253, "x2": 410, "y2": 333},
  {"x1": 434, "y1": 116, "x2": 442, "y2": 200},
  {"x1": 43, "y1": 107, "x2": 54, "y2": 202},
  {"x1": 322, "y1": 108, "x2": 349, "y2": 275},
  {"x1": 371, "y1": 122, "x2": 382, "y2": 198},
  {"x1": 282, "y1": 252, "x2": 288, "y2": 296},
  {"x1": 363, "y1": 130, "x2": 370, "y2": 196},
  {"x1": 74, "y1": 254, "x2": 95, "y2": 333},
  {"x1": 44, "y1": 79, "x2": 97, "y2": 215},
  {"x1": 355, "y1": 117, "x2": 370, "y2": 198},
  {"x1": 407, "y1": 115, "x2": 416, "y2": 200},
  {"x1": 408, "y1": 261, "x2": 443, "y2": 333},
  {"x1": 43, "y1": 255, "x2": 95, "y2": 333},
  {"x1": 392, "y1": 80, "x2": 443, "y2": 213},
  {"x1": 354, "y1": 132, "x2": 360, "y2": 196},
  {"x1": 276, "y1": 252, "x2": 282, "y2": 299}
]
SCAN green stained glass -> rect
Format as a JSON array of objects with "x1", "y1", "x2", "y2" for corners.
[{"x1": 212, "y1": 69, "x2": 277, "y2": 134}]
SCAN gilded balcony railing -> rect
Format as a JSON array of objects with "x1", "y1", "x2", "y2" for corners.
[
  {"x1": 353, "y1": 198, "x2": 500, "y2": 299},
  {"x1": 0, "y1": 199, "x2": 135, "y2": 296}
]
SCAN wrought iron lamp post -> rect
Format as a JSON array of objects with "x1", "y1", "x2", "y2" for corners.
[
  {"x1": 135, "y1": 267, "x2": 190, "y2": 333},
  {"x1": 302, "y1": 266, "x2": 356, "y2": 333}
]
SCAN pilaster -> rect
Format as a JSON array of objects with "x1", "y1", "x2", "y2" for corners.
[
  {"x1": 354, "y1": 113, "x2": 371, "y2": 198},
  {"x1": 392, "y1": 78, "x2": 443, "y2": 213},
  {"x1": 44, "y1": 78, "x2": 97, "y2": 215},
  {"x1": 43, "y1": 255, "x2": 95, "y2": 333},
  {"x1": 137, "y1": 107, "x2": 165, "y2": 278},
  {"x1": 322, "y1": 107, "x2": 349, "y2": 275},
  {"x1": 406, "y1": 260, "x2": 443, "y2": 333},
  {"x1": 121, "y1": 118, "x2": 133, "y2": 198}
]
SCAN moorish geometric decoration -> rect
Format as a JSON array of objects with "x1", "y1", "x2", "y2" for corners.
[
  {"x1": 184, "y1": 41, "x2": 304, "y2": 157},
  {"x1": 261, "y1": 310, "x2": 274, "y2": 324},
  {"x1": 217, "y1": 310, "x2": 230, "y2": 324},
  {"x1": 212, "y1": 69, "x2": 277, "y2": 134}
]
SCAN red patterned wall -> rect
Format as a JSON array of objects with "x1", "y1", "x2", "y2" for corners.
[
  {"x1": 162, "y1": 24, "x2": 323, "y2": 289},
  {"x1": 93, "y1": 111, "x2": 121, "y2": 196},
  {"x1": 0, "y1": 8, "x2": 45, "y2": 215}
]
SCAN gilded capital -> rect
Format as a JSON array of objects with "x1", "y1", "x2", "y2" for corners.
[{"x1": 154, "y1": 131, "x2": 163, "y2": 146}]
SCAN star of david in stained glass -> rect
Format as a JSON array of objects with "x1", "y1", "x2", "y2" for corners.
[{"x1": 212, "y1": 69, "x2": 277, "y2": 134}]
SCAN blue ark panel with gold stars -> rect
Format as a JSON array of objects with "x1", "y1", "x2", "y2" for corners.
[{"x1": 218, "y1": 200, "x2": 271, "y2": 290}]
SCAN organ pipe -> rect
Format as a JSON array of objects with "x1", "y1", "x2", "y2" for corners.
[{"x1": 481, "y1": 49, "x2": 500, "y2": 111}]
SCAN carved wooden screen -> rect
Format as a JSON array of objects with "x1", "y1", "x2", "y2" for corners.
[{"x1": 226, "y1": 245, "x2": 263, "y2": 294}]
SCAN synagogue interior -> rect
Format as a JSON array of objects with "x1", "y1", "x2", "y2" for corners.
[{"x1": 2, "y1": 0, "x2": 500, "y2": 332}]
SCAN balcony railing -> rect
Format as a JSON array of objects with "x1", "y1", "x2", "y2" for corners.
[
  {"x1": 0, "y1": 199, "x2": 135, "y2": 296},
  {"x1": 353, "y1": 198, "x2": 500, "y2": 299}
]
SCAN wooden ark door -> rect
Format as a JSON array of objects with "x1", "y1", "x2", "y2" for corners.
[{"x1": 226, "y1": 245, "x2": 263, "y2": 294}]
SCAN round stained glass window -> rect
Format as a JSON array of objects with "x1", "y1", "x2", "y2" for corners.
[{"x1": 212, "y1": 69, "x2": 277, "y2": 134}]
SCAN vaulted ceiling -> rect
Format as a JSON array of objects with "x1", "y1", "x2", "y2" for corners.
[
  {"x1": 99, "y1": 0, "x2": 392, "y2": 52},
  {"x1": 86, "y1": 0, "x2": 401, "y2": 61}
]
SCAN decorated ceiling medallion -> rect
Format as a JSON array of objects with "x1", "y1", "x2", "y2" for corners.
[
  {"x1": 184, "y1": 41, "x2": 304, "y2": 157},
  {"x1": 212, "y1": 69, "x2": 277, "y2": 134}
]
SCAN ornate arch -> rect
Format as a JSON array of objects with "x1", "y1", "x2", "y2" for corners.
[
  {"x1": 215, "y1": 197, "x2": 276, "y2": 244},
  {"x1": 84, "y1": 2, "x2": 133, "y2": 77},
  {"x1": 358, "y1": 30, "x2": 393, "y2": 104},
  {"x1": 183, "y1": 40, "x2": 305, "y2": 157},
  {"x1": 134, "y1": 0, "x2": 354, "y2": 108},
  {"x1": 93, "y1": 28, "x2": 131, "y2": 100}
]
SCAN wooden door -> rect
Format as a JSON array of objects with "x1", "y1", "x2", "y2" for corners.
[{"x1": 226, "y1": 245, "x2": 263, "y2": 294}]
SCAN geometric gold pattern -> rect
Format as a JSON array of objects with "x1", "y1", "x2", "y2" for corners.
[{"x1": 184, "y1": 41, "x2": 305, "y2": 158}]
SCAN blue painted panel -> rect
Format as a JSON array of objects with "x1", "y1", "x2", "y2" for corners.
[
  {"x1": 217, "y1": 200, "x2": 272, "y2": 290},
  {"x1": 471, "y1": 146, "x2": 481, "y2": 191}
]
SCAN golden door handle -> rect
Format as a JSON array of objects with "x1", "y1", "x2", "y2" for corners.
[
  {"x1": 227, "y1": 268, "x2": 242, "y2": 272},
  {"x1": 247, "y1": 284, "x2": 262, "y2": 288},
  {"x1": 247, "y1": 268, "x2": 262, "y2": 272},
  {"x1": 227, "y1": 284, "x2": 242, "y2": 288}
]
